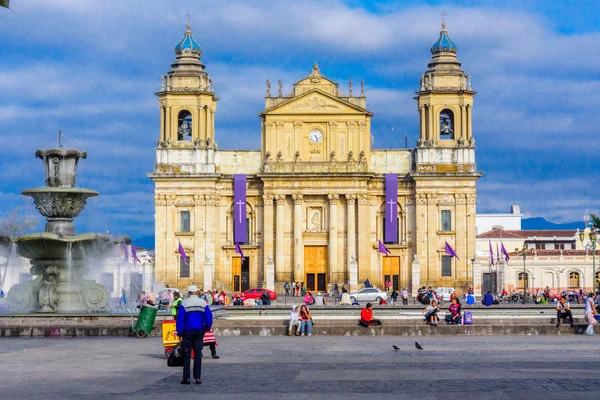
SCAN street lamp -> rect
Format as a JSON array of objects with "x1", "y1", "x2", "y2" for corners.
[
  {"x1": 515, "y1": 244, "x2": 534, "y2": 304},
  {"x1": 579, "y1": 223, "x2": 599, "y2": 293}
]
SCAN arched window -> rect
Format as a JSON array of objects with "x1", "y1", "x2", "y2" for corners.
[
  {"x1": 518, "y1": 272, "x2": 528, "y2": 289},
  {"x1": 439, "y1": 109, "x2": 454, "y2": 140},
  {"x1": 569, "y1": 272, "x2": 580, "y2": 288},
  {"x1": 177, "y1": 110, "x2": 192, "y2": 141}
]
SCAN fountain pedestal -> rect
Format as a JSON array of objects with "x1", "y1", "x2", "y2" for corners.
[{"x1": 7, "y1": 148, "x2": 124, "y2": 313}]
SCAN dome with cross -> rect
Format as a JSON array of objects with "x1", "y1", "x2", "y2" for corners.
[
  {"x1": 430, "y1": 22, "x2": 457, "y2": 55},
  {"x1": 174, "y1": 24, "x2": 202, "y2": 56}
]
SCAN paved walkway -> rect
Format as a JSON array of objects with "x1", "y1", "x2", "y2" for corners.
[{"x1": 1, "y1": 335, "x2": 599, "y2": 399}]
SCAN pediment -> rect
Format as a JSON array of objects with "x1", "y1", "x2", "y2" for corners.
[{"x1": 262, "y1": 89, "x2": 369, "y2": 115}]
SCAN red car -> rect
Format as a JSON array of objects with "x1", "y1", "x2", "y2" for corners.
[{"x1": 240, "y1": 288, "x2": 277, "y2": 301}]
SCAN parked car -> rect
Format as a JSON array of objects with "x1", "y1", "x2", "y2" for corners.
[
  {"x1": 349, "y1": 287, "x2": 388, "y2": 303},
  {"x1": 240, "y1": 288, "x2": 278, "y2": 301},
  {"x1": 435, "y1": 287, "x2": 455, "y2": 302}
]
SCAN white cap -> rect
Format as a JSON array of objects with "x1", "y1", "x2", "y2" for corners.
[{"x1": 187, "y1": 285, "x2": 198, "y2": 293}]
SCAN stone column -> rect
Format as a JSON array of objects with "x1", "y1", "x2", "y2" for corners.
[
  {"x1": 165, "y1": 106, "x2": 175, "y2": 142},
  {"x1": 472, "y1": 257, "x2": 482, "y2": 296},
  {"x1": 275, "y1": 195, "x2": 286, "y2": 282},
  {"x1": 346, "y1": 195, "x2": 357, "y2": 280},
  {"x1": 154, "y1": 194, "x2": 167, "y2": 284},
  {"x1": 419, "y1": 104, "x2": 425, "y2": 141},
  {"x1": 349, "y1": 255, "x2": 358, "y2": 292},
  {"x1": 204, "y1": 256, "x2": 213, "y2": 291},
  {"x1": 194, "y1": 194, "x2": 206, "y2": 285},
  {"x1": 328, "y1": 194, "x2": 339, "y2": 283},
  {"x1": 205, "y1": 195, "x2": 218, "y2": 269},
  {"x1": 467, "y1": 104, "x2": 472, "y2": 140},
  {"x1": 411, "y1": 255, "x2": 421, "y2": 297},
  {"x1": 460, "y1": 104, "x2": 466, "y2": 140},
  {"x1": 159, "y1": 104, "x2": 165, "y2": 141},
  {"x1": 165, "y1": 195, "x2": 176, "y2": 285},
  {"x1": 263, "y1": 194, "x2": 274, "y2": 276},
  {"x1": 265, "y1": 256, "x2": 275, "y2": 291},
  {"x1": 293, "y1": 194, "x2": 304, "y2": 283},
  {"x1": 357, "y1": 194, "x2": 370, "y2": 281},
  {"x1": 204, "y1": 106, "x2": 210, "y2": 141}
]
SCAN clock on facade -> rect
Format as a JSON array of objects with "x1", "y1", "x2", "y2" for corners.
[{"x1": 308, "y1": 129, "x2": 323, "y2": 144}]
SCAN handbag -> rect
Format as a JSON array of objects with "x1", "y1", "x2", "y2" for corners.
[{"x1": 167, "y1": 342, "x2": 184, "y2": 367}]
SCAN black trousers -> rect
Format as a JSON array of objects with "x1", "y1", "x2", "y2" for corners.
[
  {"x1": 182, "y1": 330, "x2": 204, "y2": 381},
  {"x1": 204, "y1": 342, "x2": 217, "y2": 357},
  {"x1": 359, "y1": 319, "x2": 382, "y2": 327},
  {"x1": 557, "y1": 310, "x2": 574, "y2": 326},
  {"x1": 402, "y1": 298, "x2": 408, "y2": 305}
]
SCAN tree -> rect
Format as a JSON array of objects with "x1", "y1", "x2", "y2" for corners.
[
  {"x1": 591, "y1": 214, "x2": 600, "y2": 230},
  {"x1": 0, "y1": 207, "x2": 39, "y2": 236},
  {"x1": 0, "y1": 207, "x2": 39, "y2": 291}
]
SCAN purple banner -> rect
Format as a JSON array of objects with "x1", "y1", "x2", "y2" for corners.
[
  {"x1": 384, "y1": 173, "x2": 398, "y2": 243},
  {"x1": 234, "y1": 174, "x2": 247, "y2": 243}
]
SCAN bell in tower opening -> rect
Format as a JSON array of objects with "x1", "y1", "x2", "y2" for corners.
[
  {"x1": 439, "y1": 109, "x2": 454, "y2": 139},
  {"x1": 177, "y1": 110, "x2": 192, "y2": 141}
]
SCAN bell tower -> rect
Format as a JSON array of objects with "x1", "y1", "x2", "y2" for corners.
[
  {"x1": 156, "y1": 23, "x2": 219, "y2": 149},
  {"x1": 415, "y1": 23, "x2": 476, "y2": 173}
]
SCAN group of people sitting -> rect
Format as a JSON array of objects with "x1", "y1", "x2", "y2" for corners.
[
  {"x1": 422, "y1": 297, "x2": 463, "y2": 326},
  {"x1": 288, "y1": 305, "x2": 314, "y2": 336}
]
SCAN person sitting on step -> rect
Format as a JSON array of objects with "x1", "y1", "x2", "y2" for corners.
[
  {"x1": 359, "y1": 303, "x2": 382, "y2": 327},
  {"x1": 444, "y1": 297, "x2": 462, "y2": 325},
  {"x1": 555, "y1": 297, "x2": 575, "y2": 328}
]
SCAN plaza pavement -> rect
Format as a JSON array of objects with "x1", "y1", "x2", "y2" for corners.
[{"x1": 0, "y1": 335, "x2": 599, "y2": 399}]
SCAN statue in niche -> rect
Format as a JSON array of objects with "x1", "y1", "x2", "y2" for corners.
[{"x1": 310, "y1": 209, "x2": 322, "y2": 231}]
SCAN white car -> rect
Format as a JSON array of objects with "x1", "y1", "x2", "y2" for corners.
[
  {"x1": 435, "y1": 287, "x2": 455, "y2": 302},
  {"x1": 349, "y1": 288, "x2": 388, "y2": 303}
]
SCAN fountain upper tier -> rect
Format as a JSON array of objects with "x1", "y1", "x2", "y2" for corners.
[
  {"x1": 23, "y1": 148, "x2": 97, "y2": 235},
  {"x1": 35, "y1": 148, "x2": 86, "y2": 188}
]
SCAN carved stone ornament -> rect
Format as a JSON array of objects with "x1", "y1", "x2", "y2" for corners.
[
  {"x1": 293, "y1": 121, "x2": 303, "y2": 127},
  {"x1": 275, "y1": 194, "x2": 287, "y2": 205},
  {"x1": 290, "y1": 96, "x2": 340, "y2": 110},
  {"x1": 175, "y1": 196, "x2": 195, "y2": 207},
  {"x1": 263, "y1": 194, "x2": 275, "y2": 205},
  {"x1": 416, "y1": 193, "x2": 427, "y2": 205},
  {"x1": 346, "y1": 194, "x2": 358, "y2": 205},
  {"x1": 357, "y1": 194, "x2": 370, "y2": 205},
  {"x1": 427, "y1": 194, "x2": 439, "y2": 204},
  {"x1": 327, "y1": 193, "x2": 339, "y2": 204},
  {"x1": 467, "y1": 194, "x2": 477, "y2": 204},
  {"x1": 292, "y1": 194, "x2": 304, "y2": 205},
  {"x1": 266, "y1": 122, "x2": 276, "y2": 128},
  {"x1": 155, "y1": 194, "x2": 167, "y2": 206},
  {"x1": 455, "y1": 194, "x2": 468, "y2": 205},
  {"x1": 439, "y1": 194, "x2": 454, "y2": 205},
  {"x1": 29, "y1": 191, "x2": 95, "y2": 219},
  {"x1": 166, "y1": 194, "x2": 177, "y2": 206},
  {"x1": 346, "y1": 121, "x2": 358, "y2": 128},
  {"x1": 194, "y1": 194, "x2": 206, "y2": 205}
]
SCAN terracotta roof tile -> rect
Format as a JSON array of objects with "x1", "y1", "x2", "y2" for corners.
[{"x1": 477, "y1": 228, "x2": 577, "y2": 239}]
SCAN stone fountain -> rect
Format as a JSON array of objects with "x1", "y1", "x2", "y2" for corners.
[{"x1": 7, "y1": 148, "x2": 123, "y2": 312}]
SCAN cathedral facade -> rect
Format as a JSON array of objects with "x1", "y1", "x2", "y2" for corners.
[{"x1": 150, "y1": 23, "x2": 481, "y2": 295}]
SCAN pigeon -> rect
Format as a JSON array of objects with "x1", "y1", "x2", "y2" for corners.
[
  {"x1": 415, "y1": 341, "x2": 423, "y2": 350},
  {"x1": 392, "y1": 345, "x2": 400, "y2": 355}
]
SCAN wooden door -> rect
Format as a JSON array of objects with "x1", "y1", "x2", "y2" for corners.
[
  {"x1": 305, "y1": 246, "x2": 327, "y2": 292},
  {"x1": 232, "y1": 257, "x2": 242, "y2": 292},
  {"x1": 382, "y1": 256, "x2": 400, "y2": 291}
]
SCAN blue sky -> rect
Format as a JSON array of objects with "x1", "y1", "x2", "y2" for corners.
[{"x1": 0, "y1": 0, "x2": 598, "y2": 240}]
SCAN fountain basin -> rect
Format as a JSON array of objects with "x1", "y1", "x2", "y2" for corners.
[
  {"x1": 35, "y1": 148, "x2": 87, "y2": 188},
  {"x1": 14, "y1": 232, "x2": 114, "y2": 260},
  {"x1": 21, "y1": 187, "x2": 98, "y2": 234}
]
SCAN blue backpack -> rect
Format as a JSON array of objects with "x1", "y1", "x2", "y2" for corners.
[{"x1": 463, "y1": 310, "x2": 473, "y2": 325}]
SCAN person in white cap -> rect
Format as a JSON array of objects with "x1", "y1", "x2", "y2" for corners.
[{"x1": 176, "y1": 285, "x2": 213, "y2": 385}]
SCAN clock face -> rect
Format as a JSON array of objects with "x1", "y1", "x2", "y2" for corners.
[{"x1": 308, "y1": 129, "x2": 323, "y2": 144}]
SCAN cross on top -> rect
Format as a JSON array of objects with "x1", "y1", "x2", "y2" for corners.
[
  {"x1": 185, "y1": 11, "x2": 191, "y2": 26},
  {"x1": 440, "y1": 10, "x2": 447, "y2": 29}
]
